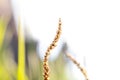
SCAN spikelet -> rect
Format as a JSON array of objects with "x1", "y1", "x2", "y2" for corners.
[
  {"x1": 43, "y1": 18, "x2": 62, "y2": 80},
  {"x1": 66, "y1": 53, "x2": 89, "y2": 80}
]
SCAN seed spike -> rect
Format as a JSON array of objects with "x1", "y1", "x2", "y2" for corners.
[
  {"x1": 43, "y1": 18, "x2": 62, "y2": 80},
  {"x1": 66, "y1": 53, "x2": 89, "y2": 80}
]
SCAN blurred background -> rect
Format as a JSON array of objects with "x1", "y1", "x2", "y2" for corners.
[{"x1": 0, "y1": 0, "x2": 120, "y2": 80}]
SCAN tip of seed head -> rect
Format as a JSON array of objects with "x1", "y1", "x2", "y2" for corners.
[
  {"x1": 59, "y1": 18, "x2": 62, "y2": 25},
  {"x1": 59, "y1": 18, "x2": 61, "y2": 21}
]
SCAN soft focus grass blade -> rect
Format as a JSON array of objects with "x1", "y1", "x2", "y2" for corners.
[
  {"x1": 17, "y1": 19, "x2": 26, "y2": 80},
  {"x1": 0, "y1": 18, "x2": 7, "y2": 49},
  {"x1": 0, "y1": 18, "x2": 12, "y2": 80}
]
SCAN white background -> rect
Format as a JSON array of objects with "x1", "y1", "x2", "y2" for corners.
[{"x1": 11, "y1": 0, "x2": 120, "y2": 80}]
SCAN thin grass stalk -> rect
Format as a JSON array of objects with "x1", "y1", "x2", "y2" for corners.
[
  {"x1": 66, "y1": 53, "x2": 89, "y2": 80},
  {"x1": 43, "y1": 18, "x2": 62, "y2": 80}
]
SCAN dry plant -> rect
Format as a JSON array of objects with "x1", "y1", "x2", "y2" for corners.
[
  {"x1": 43, "y1": 18, "x2": 62, "y2": 80},
  {"x1": 66, "y1": 53, "x2": 89, "y2": 80}
]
